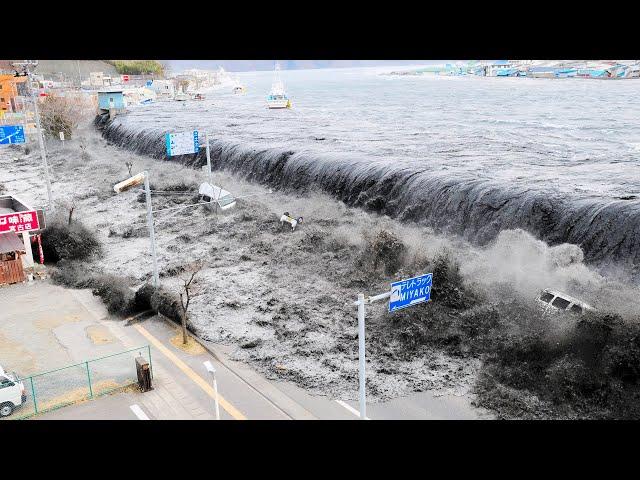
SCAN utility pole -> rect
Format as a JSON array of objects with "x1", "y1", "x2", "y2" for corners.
[
  {"x1": 13, "y1": 60, "x2": 54, "y2": 213},
  {"x1": 144, "y1": 171, "x2": 160, "y2": 288}
]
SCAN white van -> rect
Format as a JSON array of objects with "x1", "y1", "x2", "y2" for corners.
[
  {"x1": 0, "y1": 366, "x2": 27, "y2": 417},
  {"x1": 536, "y1": 289, "x2": 594, "y2": 315}
]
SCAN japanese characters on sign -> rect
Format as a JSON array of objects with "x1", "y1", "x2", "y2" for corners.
[
  {"x1": 165, "y1": 130, "x2": 199, "y2": 157},
  {"x1": 0, "y1": 210, "x2": 41, "y2": 234},
  {"x1": 389, "y1": 273, "x2": 433, "y2": 312},
  {"x1": 0, "y1": 125, "x2": 26, "y2": 145}
]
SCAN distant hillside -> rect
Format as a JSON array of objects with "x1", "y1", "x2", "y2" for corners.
[
  {"x1": 106, "y1": 60, "x2": 164, "y2": 75},
  {"x1": 34, "y1": 60, "x2": 119, "y2": 79}
]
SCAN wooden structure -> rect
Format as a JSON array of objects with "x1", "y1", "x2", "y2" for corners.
[{"x1": 0, "y1": 232, "x2": 26, "y2": 285}]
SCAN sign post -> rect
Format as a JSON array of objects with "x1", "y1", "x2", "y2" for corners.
[
  {"x1": 205, "y1": 132, "x2": 212, "y2": 184},
  {"x1": 59, "y1": 131, "x2": 65, "y2": 145},
  {"x1": 357, "y1": 293, "x2": 366, "y2": 419},
  {"x1": 352, "y1": 272, "x2": 433, "y2": 420}
]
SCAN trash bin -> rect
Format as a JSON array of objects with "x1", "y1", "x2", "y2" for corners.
[{"x1": 136, "y1": 356, "x2": 152, "y2": 392}]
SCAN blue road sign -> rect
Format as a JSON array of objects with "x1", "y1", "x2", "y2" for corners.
[
  {"x1": 389, "y1": 273, "x2": 432, "y2": 312},
  {"x1": 0, "y1": 125, "x2": 26, "y2": 145},
  {"x1": 146, "y1": 80, "x2": 153, "y2": 87}
]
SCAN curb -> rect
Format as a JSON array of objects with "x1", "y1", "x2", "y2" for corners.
[{"x1": 154, "y1": 313, "x2": 317, "y2": 420}]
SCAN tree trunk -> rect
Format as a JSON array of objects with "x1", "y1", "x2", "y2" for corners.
[{"x1": 182, "y1": 314, "x2": 188, "y2": 345}]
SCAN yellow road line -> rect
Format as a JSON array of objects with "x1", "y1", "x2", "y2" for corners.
[{"x1": 133, "y1": 324, "x2": 247, "y2": 420}]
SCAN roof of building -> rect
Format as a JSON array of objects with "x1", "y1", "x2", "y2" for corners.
[
  {"x1": 98, "y1": 88, "x2": 124, "y2": 94},
  {"x1": 0, "y1": 232, "x2": 25, "y2": 254}
]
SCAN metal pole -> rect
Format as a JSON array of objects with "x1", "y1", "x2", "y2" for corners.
[
  {"x1": 144, "y1": 172, "x2": 160, "y2": 287},
  {"x1": 147, "y1": 344, "x2": 153, "y2": 380},
  {"x1": 30, "y1": 376, "x2": 38, "y2": 414},
  {"x1": 86, "y1": 361, "x2": 93, "y2": 398},
  {"x1": 205, "y1": 132, "x2": 212, "y2": 184},
  {"x1": 28, "y1": 67, "x2": 54, "y2": 212},
  {"x1": 212, "y1": 371, "x2": 220, "y2": 420},
  {"x1": 357, "y1": 293, "x2": 366, "y2": 419}
]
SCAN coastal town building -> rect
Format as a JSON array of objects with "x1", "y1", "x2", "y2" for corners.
[{"x1": 0, "y1": 74, "x2": 28, "y2": 112}]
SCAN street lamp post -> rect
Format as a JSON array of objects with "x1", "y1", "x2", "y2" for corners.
[
  {"x1": 113, "y1": 171, "x2": 159, "y2": 288},
  {"x1": 13, "y1": 60, "x2": 54, "y2": 213},
  {"x1": 204, "y1": 360, "x2": 220, "y2": 420}
]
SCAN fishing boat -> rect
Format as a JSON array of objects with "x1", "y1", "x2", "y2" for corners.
[
  {"x1": 233, "y1": 84, "x2": 246, "y2": 94},
  {"x1": 266, "y1": 63, "x2": 291, "y2": 109},
  {"x1": 194, "y1": 93, "x2": 206, "y2": 100}
]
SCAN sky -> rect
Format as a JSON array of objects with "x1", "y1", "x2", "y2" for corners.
[{"x1": 163, "y1": 60, "x2": 447, "y2": 73}]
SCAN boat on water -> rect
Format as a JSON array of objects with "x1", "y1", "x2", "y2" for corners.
[
  {"x1": 266, "y1": 63, "x2": 291, "y2": 109},
  {"x1": 194, "y1": 93, "x2": 206, "y2": 100},
  {"x1": 233, "y1": 84, "x2": 246, "y2": 94}
]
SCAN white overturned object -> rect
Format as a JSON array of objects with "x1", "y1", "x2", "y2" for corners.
[
  {"x1": 280, "y1": 212, "x2": 303, "y2": 231},
  {"x1": 199, "y1": 182, "x2": 236, "y2": 210},
  {"x1": 114, "y1": 172, "x2": 146, "y2": 193}
]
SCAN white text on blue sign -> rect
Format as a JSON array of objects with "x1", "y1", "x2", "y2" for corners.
[{"x1": 389, "y1": 273, "x2": 432, "y2": 312}]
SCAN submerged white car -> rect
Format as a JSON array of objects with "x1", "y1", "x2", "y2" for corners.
[
  {"x1": 536, "y1": 288, "x2": 594, "y2": 315},
  {"x1": 0, "y1": 365, "x2": 27, "y2": 417}
]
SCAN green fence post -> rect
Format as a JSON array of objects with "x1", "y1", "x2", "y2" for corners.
[
  {"x1": 30, "y1": 376, "x2": 38, "y2": 414},
  {"x1": 147, "y1": 345, "x2": 153, "y2": 380},
  {"x1": 86, "y1": 361, "x2": 94, "y2": 398}
]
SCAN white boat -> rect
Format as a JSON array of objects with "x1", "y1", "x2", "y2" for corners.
[
  {"x1": 233, "y1": 84, "x2": 246, "y2": 94},
  {"x1": 266, "y1": 62, "x2": 291, "y2": 109}
]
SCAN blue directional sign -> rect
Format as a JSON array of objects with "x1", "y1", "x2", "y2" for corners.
[
  {"x1": 0, "y1": 125, "x2": 26, "y2": 145},
  {"x1": 146, "y1": 80, "x2": 153, "y2": 87},
  {"x1": 389, "y1": 273, "x2": 432, "y2": 312}
]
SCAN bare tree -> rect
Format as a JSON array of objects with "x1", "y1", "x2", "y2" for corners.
[
  {"x1": 57, "y1": 196, "x2": 77, "y2": 225},
  {"x1": 39, "y1": 93, "x2": 94, "y2": 139},
  {"x1": 178, "y1": 262, "x2": 204, "y2": 345},
  {"x1": 125, "y1": 161, "x2": 134, "y2": 177}
]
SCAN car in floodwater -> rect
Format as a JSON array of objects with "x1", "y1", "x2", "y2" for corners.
[{"x1": 536, "y1": 288, "x2": 594, "y2": 315}]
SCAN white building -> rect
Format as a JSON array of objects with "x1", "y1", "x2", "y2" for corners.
[{"x1": 150, "y1": 79, "x2": 175, "y2": 100}]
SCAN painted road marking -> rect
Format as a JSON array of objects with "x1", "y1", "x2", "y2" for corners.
[
  {"x1": 336, "y1": 400, "x2": 370, "y2": 419},
  {"x1": 133, "y1": 324, "x2": 247, "y2": 420},
  {"x1": 130, "y1": 404, "x2": 150, "y2": 420}
]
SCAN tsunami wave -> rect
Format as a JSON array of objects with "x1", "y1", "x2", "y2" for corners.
[{"x1": 96, "y1": 115, "x2": 640, "y2": 273}]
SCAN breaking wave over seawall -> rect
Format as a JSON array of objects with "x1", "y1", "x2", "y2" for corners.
[{"x1": 97, "y1": 114, "x2": 640, "y2": 274}]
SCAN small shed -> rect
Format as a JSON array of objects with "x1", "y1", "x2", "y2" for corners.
[
  {"x1": 0, "y1": 232, "x2": 26, "y2": 285},
  {"x1": 98, "y1": 89, "x2": 126, "y2": 111}
]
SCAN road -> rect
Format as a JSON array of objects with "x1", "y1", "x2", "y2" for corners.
[{"x1": 7, "y1": 282, "x2": 489, "y2": 421}]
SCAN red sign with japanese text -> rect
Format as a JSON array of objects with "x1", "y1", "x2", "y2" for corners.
[{"x1": 0, "y1": 210, "x2": 40, "y2": 234}]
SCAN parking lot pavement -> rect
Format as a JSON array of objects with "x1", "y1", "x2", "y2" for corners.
[
  {"x1": 36, "y1": 390, "x2": 145, "y2": 420},
  {"x1": 0, "y1": 282, "x2": 128, "y2": 378},
  {"x1": 0, "y1": 280, "x2": 298, "y2": 420}
]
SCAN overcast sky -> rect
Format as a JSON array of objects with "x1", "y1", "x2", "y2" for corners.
[{"x1": 164, "y1": 60, "x2": 447, "y2": 73}]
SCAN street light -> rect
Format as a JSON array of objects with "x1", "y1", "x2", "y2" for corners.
[
  {"x1": 203, "y1": 360, "x2": 220, "y2": 420},
  {"x1": 113, "y1": 171, "x2": 159, "y2": 287},
  {"x1": 12, "y1": 60, "x2": 54, "y2": 213}
]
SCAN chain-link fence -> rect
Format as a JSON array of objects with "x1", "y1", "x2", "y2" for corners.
[{"x1": 3, "y1": 345, "x2": 152, "y2": 420}]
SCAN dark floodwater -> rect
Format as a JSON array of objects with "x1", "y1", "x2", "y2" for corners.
[{"x1": 102, "y1": 67, "x2": 640, "y2": 272}]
